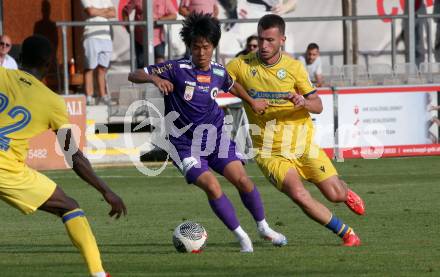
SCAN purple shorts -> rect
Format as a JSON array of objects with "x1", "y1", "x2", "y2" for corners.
[{"x1": 172, "y1": 139, "x2": 242, "y2": 184}]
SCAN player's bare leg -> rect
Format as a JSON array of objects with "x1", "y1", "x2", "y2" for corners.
[
  {"x1": 317, "y1": 176, "x2": 365, "y2": 215},
  {"x1": 222, "y1": 161, "x2": 287, "y2": 246},
  {"x1": 194, "y1": 171, "x2": 253, "y2": 252},
  {"x1": 97, "y1": 65, "x2": 110, "y2": 105},
  {"x1": 282, "y1": 168, "x2": 360, "y2": 246},
  {"x1": 39, "y1": 186, "x2": 109, "y2": 277},
  {"x1": 84, "y1": 69, "x2": 94, "y2": 105}
]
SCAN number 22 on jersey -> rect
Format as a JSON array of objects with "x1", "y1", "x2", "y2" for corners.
[{"x1": 0, "y1": 92, "x2": 32, "y2": 151}]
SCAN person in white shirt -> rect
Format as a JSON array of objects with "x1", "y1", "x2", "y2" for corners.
[
  {"x1": 81, "y1": 0, "x2": 115, "y2": 105},
  {"x1": 0, "y1": 34, "x2": 18, "y2": 70},
  {"x1": 298, "y1": 43, "x2": 323, "y2": 87}
]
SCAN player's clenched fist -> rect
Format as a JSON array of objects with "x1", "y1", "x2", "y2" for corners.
[{"x1": 284, "y1": 92, "x2": 306, "y2": 108}]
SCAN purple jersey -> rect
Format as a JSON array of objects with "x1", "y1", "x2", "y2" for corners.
[{"x1": 145, "y1": 58, "x2": 234, "y2": 145}]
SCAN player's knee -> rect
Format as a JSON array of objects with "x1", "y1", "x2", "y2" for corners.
[
  {"x1": 234, "y1": 175, "x2": 253, "y2": 193},
  {"x1": 204, "y1": 183, "x2": 223, "y2": 199},
  {"x1": 326, "y1": 181, "x2": 348, "y2": 202},
  {"x1": 320, "y1": 177, "x2": 347, "y2": 202},
  {"x1": 289, "y1": 189, "x2": 311, "y2": 206},
  {"x1": 62, "y1": 196, "x2": 80, "y2": 211}
]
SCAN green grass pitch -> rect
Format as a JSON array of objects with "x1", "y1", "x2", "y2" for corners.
[{"x1": 0, "y1": 156, "x2": 439, "y2": 276}]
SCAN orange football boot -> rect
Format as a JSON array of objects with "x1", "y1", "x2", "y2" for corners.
[
  {"x1": 342, "y1": 231, "x2": 361, "y2": 247},
  {"x1": 345, "y1": 189, "x2": 365, "y2": 215}
]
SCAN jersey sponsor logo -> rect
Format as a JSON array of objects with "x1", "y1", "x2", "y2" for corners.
[
  {"x1": 213, "y1": 68, "x2": 225, "y2": 77},
  {"x1": 179, "y1": 64, "x2": 192, "y2": 69},
  {"x1": 181, "y1": 156, "x2": 198, "y2": 175},
  {"x1": 248, "y1": 89, "x2": 290, "y2": 105},
  {"x1": 196, "y1": 75, "x2": 211, "y2": 83},
  {"x1": 210, "y1": 87, "x2": 219, "y2": 99},
  {"x1": 198, "y1": 85, "x2": 210, "y2": 93},
  {"x1": 184, "y1": 85, "x2": 194, "y2": 101},
  {"x1": 151, "y1": 63, "x2": 173, "y2": 74},
  {"x1": 185, "y1": 81, "x2": 196, "y2": 86},
  {"x1": 276, "y1": 69, "x2": 287, "y2": 80},
  {"x1": 248, "y1": 89, "x2": 290, "y2": 99}
]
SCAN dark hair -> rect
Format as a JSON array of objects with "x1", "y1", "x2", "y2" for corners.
[
  {"x1": 179, "y1": 12, "x2": 221, "y2": 48},
  {"x1": 246, "y1": 35, "x2": 258, "y2": 45},
  {"x1": 307, "y1": 43, "x2": 319, "y2": 51},
  {"x1": 257, "y1": 14, "x2": 285, "y2": 35},
  {"x1": 21, "y1": 35, "x2": 53, "y2": 67}
]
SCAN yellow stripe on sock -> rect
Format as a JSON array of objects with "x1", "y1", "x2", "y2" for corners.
[
  {"x1": 62, "y1": 208, "x2": 82, "y2": 218},
  {"x1": 337, "y1": 224, "x2": 346, "y2": 236}
]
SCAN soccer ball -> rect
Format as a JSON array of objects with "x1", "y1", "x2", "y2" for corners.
[{"x1": 172, "y1": 221, "x2": 208, "y2": 253}]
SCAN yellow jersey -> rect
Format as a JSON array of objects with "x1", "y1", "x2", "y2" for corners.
[
  {"x1": 227, "y1": 52, "x2": 316, "y2": 156},
  {"x1": 0, "y1": 67, "x2": 68, "y2": 172}
]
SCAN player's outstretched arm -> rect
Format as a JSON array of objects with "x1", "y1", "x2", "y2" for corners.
[
  {"x1": 56, "y1": 128, "x2": 127, "y2": 219},
  {"x1": 230, "y1": 82, "x2": 268, "y2": 114},
  {"x1": 128, "y1": 70, "x2": 174, "y2": 95}
]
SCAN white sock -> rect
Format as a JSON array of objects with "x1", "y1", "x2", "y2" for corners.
[
  {"x1": 257, "y1": 219, "x2": 269, "y2": 230},
  {"x1": 233, "y1": 226, "x2": 253, "y2": 252},
  {"x1": 233, "y1": 226, "x2": 247, "y2": 240},
  {"x1": 92, "y1": 272, "x2": 106, "y2": 277}
]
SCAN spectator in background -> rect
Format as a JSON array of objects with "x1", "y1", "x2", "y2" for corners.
[
  {"x1": 434, "y1": 0, "x2": 440, "y2": 62},
  {"x1": 179, "y1": 0, "x2": 219, "y2": 18},
  {"x1": 122, "y1": 0, "x2": 177, "y2": 67},
  {"x1": 426, "y1": 93, "x2": 440, "y2": 143},
  {"x1": 413, "y1": 0, "x2": 427, "y2": 66},
  {"x1": 179, "y1": 1, "x2": 219, "y2": 59},
  {"x1": 235, "y1": 35, "x2": 258, "y2": 57},
  {"x1": 398, "y1": 0, "x2": 426, "y2": 66},
  {"x1": 81, "y1": 0, "x2": 115, "y2": 106},
  {"x1": 298, "y1": 43, "x2": 323, "y2": 87},
  {"x1": 0, "y1": 34, "x2": 18, "y2": 69}
]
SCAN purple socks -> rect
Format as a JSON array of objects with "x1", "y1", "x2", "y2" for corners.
[
  {"x1": 239, "y1": 186, "x2": 265, "y2": 222},
  {"x1": 208, "y1": 186, "x2": 265, "y2": 231},
  {"x1": 209, "y1": 194, "x2": 240, "y2": 231}
]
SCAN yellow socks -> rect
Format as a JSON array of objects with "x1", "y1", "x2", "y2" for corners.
[{"x1": 62, "y1": 209, "x2": 104, "y2": 276}]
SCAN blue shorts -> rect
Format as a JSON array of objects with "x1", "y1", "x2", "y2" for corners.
[{"x1": 172, "y1": 139, "x2": 242, "y2": 184}]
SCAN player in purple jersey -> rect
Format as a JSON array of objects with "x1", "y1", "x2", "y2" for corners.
[{"x1": 128, "y1": 13, "x2": 286, "y2": 252}]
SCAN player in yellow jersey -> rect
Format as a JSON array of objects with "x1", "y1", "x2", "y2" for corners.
[
  {"x1": 0, "y1": 35, "x2": 126, "y2": 276},
  {"x1": 226, "y1": 14, "x2": 365, "y2": 246}
]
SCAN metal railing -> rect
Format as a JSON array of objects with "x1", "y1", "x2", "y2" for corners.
[
  {"x1": 56, "y1": 11, "x2": 438, "y2": 95},
  {"x1": 157, "y1": 14, "x2": 412, "y2": 65}
]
